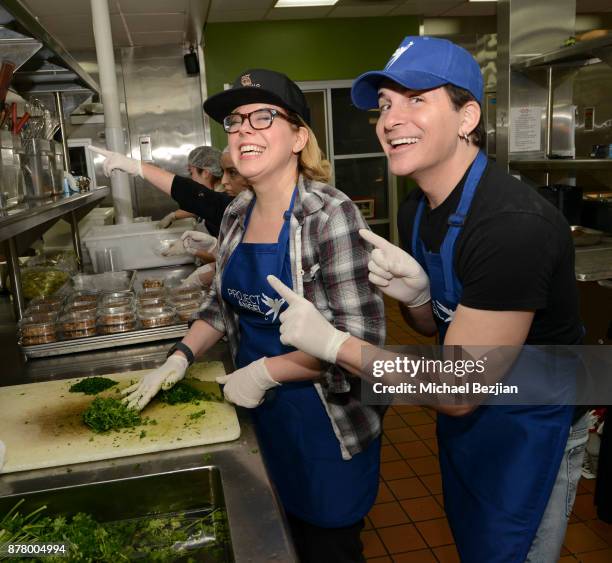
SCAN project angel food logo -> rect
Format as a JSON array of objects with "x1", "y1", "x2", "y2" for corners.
[{"x1": 227, "y1": 288, "x2": 284, "y2": 321}]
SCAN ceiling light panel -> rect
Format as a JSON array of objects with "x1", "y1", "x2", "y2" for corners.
[{"x1": 275, "y1": 0, "x2": 339, "y2": 7}]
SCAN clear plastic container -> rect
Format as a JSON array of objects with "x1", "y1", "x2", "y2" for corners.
[
  {"x1": 70, "y1": 290, "x2": 99, "y2": 303},
  {"x1": 138, "y1": 306, "x2": 176, "y2": 328},
  {"x1": 66, "y1": 302, "x2": 98, "y2": 314},
  {"x1": 99, "y1": 290, "x2": 134, "y2": 308},
  {"x1": 97, "y1": 304, "x2": 136, "y2": 326},
  {"x1": 19, "y1": 315, "x2": 58, "y2": 345},
  {"x1": 29, "y1": 294, "x2": 66, "y2": 308},
  {"x1": 98, "y1": 321, "x2": 137, "y2": 334},
  {"x1": 167, "y1": 289, "x2": 203, "y2": 304},
  {"x1": 138, "y1": 295, "x2": 166, "y2": 308},
  {"x1": 137, "y1": 287, "x2": 166, "y2": 298},
  {"x1": 57, "y1": 312, "x2": 97, "y2": 332},
  {"x1": 62, "y1": 327, "x2": 98, "y2": 339},
  {"x1": 25, "y1": 302, "x2": 62, "y2": 315},
  {"x1": 19, "y1": 315, "x2": 57, "y2": 338},
  {"x1": 142, "y1": 278, "x2": 165, "y2": 289},
  {"x1": 66, "y1": 291, "x2": 99, "y2": 313},
  {"x1": 21, "y1": 333, "x2": 58, "y2": 345},
  {"x1": 175, "y1": 301, "x2": 200, "y2": 322}
]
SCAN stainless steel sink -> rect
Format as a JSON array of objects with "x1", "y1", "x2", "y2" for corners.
[{"x1": 0, "y1": 466, "x2": 233, "y2": 561}]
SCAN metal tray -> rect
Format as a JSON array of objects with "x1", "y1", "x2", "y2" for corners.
[
  {"x1": 72, "y1": 270, "x2": 136, "y2": 292},
  {"x1": 21, "y1": 323, "x2": 189, "y2": 358},
  {"x1": 134, "y1": 265, "x2": 195, "y2": 291}
]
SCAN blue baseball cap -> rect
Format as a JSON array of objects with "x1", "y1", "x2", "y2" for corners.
[{"x1": 351, "y1": 36, "x2": 484, "y2": 109}]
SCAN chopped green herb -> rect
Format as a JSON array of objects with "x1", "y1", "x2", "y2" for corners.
[
  {"x1": 82, "y1": 397, "x2": 141, "y2": 433},
  {"x1": 139, "y1": 430, "x2": 147, "y2": 439},
  {"x1": 189, "y1": 409, "x2": 206, "y2": 420},
  {"x1": 157, "y1": 382, "x2": 206, "y2": 405},
  {"x1": 70, "y1": 376, "x2": 118, "y2": 395},
  {"x1": 0, "y1": 501, "x2": 230, "y2": 561}
]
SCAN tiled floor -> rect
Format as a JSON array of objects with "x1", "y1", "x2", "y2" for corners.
[{"x1": 362, "y1": 297, "x2": 612, "y2": 562}]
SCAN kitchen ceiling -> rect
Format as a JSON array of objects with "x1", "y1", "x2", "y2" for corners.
[{"x1": 18, "y1": 0, "x2": 612, "y2": 51}]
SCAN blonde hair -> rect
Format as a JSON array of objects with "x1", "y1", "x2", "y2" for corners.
[{"x1": 292, "y1": 116, "x2": 331, "y2": 183}]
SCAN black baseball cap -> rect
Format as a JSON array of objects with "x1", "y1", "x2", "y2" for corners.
[{"x1": 204, "y1": 69, "x2": 310, "y2": 125}]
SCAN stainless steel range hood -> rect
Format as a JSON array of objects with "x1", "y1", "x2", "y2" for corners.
[{"x1": 0, "y1": 0, "x2": 99, "y2": 95}]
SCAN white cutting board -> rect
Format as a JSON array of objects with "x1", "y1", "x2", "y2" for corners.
[{"x1": 0, "y1": 362, "x2": 240, "y2": 474}]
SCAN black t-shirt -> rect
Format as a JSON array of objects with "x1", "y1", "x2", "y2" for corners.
[
  {"x1": 170, "y1": 176, "x2": 234, "y2": 238},
  {"x1": 397, "y1": 160, "x2": 582, "y2": 345}
]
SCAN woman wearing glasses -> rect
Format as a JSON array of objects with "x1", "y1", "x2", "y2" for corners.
[{"x1": 122, "y1": 69, "x2": 385, "y2": 562}]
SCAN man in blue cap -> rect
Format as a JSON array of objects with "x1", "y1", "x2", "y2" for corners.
[{"x1": 268, "y1": 36, "x2": 588, "y2": 562}]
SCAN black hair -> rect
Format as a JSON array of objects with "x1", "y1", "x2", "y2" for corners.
[{"x1": 443, "y1": 84, "x2": 486, "y2": 149}]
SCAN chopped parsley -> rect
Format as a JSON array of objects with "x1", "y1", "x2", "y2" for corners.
[
  {"x1": 69, "y1": 377, "x2": 118, "y2": 395},
  {"x1": 82, "y1": 397, "x2": 141, "y2": 433},
  {"x1": 189, "y1": 409, "x2": 206, "y2": 420},
  {"x1": 157, "y1": 382, "x2": 206, "y2": 405}
]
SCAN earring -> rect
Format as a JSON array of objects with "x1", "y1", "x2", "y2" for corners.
[{"x1": 459, "y1": 132, "x2": 470, "y2": 143}]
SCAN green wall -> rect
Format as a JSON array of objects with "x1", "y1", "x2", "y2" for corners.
[{"x1": 203, "y1": 16, "x2": 419, "y2": 148}]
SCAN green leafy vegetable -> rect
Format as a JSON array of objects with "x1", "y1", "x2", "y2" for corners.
[
  {"x1": 189, "y1": 409, "x2": 206, "y2": 420},
  {"x1": 82, "y1": 398, "x2": 141, "y2": 433},
  {"x1": 69, "y1": 377, "x2": 118, "y2": 395},
  {"x1": 0, "y1": 501, "x2": 230, "y2": 562},
  {"x1": 157, "y1": 382, "x2": 207, "y2": 405}
]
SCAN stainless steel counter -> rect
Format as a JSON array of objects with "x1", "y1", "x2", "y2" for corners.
[{"x1": 0, "y1": 331, "x2": 297, "y2": 562}]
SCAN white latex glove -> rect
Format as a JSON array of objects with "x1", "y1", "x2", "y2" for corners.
[
  {"x1": 267, "y1": 275, "x2": 350, "y2": 363},
  {"x1": 0, "y1": 439, "x2": 5, "y2": 471},
  {"x1": 180, "y1": 230, "x2": 217, "y2": 256},
  {"x1": 162, "y1": 236, "x2": 188, "y2": 257},
  {"x1": 216, "y1": 357, "x2": 279, "y2": 408},
  {"x1": 182, "y1": 263, "x2": 215, "y2": 287},
  {"x1": 87, "y1": 145, "x2": 143, "y2": 178},
  {"x1": 158, "y1": 211, "x2": 177, "y2": 229},
  {"x1": 360, "y1": 229, "x2": 431, "y2": 307},
  {"x1": 121, "y1": 355, "x2": 189, "y2": 411}
]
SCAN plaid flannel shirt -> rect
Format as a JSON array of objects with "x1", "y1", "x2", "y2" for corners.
[{"x1": 198, "y1": 174, "x2": 386, "y2": 459}]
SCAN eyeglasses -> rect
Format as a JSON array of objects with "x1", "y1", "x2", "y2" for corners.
[{"x1": 223, "y1": 108, "x2": 299, "y2": 133}]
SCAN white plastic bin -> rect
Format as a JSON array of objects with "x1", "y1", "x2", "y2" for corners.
[{"x1": 83, "y1": 218, "x2": 196, "y2": 272}]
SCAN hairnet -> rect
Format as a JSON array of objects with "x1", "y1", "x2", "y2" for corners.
[{"x1": 188, "y1": 146, "x2": 222, "y2": 178}]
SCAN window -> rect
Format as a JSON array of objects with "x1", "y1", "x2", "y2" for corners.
[{"x1": 299, "y1": 81, "x2": 396, "y2": 240}]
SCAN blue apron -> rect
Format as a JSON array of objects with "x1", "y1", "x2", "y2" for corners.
[
  {"x1": 222, "y1": 188, "x2": 380, "y2": 528},
  {"x1": 411, "y1": 152, "x2": 574, "y2": 562}
]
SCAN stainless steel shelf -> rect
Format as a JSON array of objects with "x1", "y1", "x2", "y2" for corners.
[
  {"x1": 509, "y1": 159, "x2": 612, "y2": 171},
  {"x1": 0, "y1": 187, "x2": 109, "y2": 242},
  {"x1": 21, "y1": 323, "x2": 189, "y2": 359},
  {"x1": 1, "y1": 0, "x2": 99, "y2": 94},
  {"x1": 511, "y1": 35, "x2": 612, "y2": 71}
]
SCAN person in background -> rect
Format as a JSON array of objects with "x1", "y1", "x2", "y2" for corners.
[
  {"x1": 219, "y1": 146, "x2": 251, "y2": 197},
  {"x1": 88, "y1": 144, "x2": 229, "y2": 237},
  {"x1": 158, "y1": 146, "x2": 223, "y2": 229},
  {"x1": 267, "y1": 36, "x2": 588, "y2": 563},
  {"x1": 165, "y1": 147, "x2": 254, "y2": 287},
  {"x1": 120, "y1": 69, "x2": 386, "y2": 563},
  {"x1": 88, "y1": 145, "x2": 250, "y2": 287}
]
